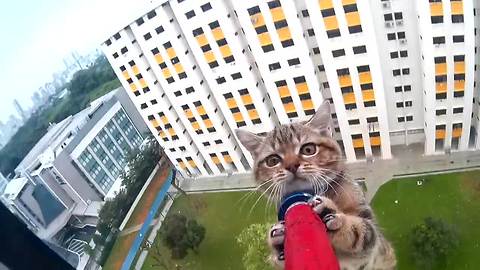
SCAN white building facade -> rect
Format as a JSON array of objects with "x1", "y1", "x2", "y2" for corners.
[{"x1": 102, "y1": 0, "x2": 480, "y2": 178}]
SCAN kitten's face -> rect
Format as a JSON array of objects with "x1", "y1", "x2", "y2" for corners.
[{"x1": 236, "y1": 102, "x2": 342, "y2": 201}]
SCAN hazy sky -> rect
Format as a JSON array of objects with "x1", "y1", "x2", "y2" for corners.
[{"x1": 0, "y1": 0, "x2": 159, "y2": 122}]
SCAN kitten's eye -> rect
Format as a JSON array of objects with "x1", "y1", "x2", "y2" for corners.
[
  {"x1": 300, "y1": 143, "x2": 317, "y2": 156},
  {"x1": 264, "y1": 155, "x2": 282, "y2": 167}
]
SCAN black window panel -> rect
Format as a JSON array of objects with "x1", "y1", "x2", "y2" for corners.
[
  {"x1": 269, "y1": 62, "x2": 281, "y2": 71},
  {"x1": 192, "y1": 28, "x2": 204, "y2": 36},
  {"x1": 327, "y1": 29, "x2": 341, "y2": 38},
  {"x1": 353, "y1": 45, "x2": 366, "y2": 54},
  {"x1": 349, "y1": 25, "x2": 362, "y2": 34},
  {"x1": 134, "y1": 91, "x2": 140, "y2": 96},
  {"x1": 120, "y1": 65, "x2": 126, "y2": 71},
  {"x1": 453, "y1": 107, "x2": 463, "y2": 114},
  {"x1": 336, "y1": 68, "x2": 350, "y2": 76},
  {"x1": 345, "y1": 103, "x2": 357, "y2": 110},
  {"x1": 163, "y1": 42, "x2": 172, "y2": 49},
  {"x1": 172, "y1": 135, "x2": 179, "y2": 140},
  {"x1": 402, "y1": 68, "x2": 410, "y2": 75},
  {"x1": 367, "y1": 117, "x2": 378, "y2": 123},
  {"x1": 159, "y1": 62, "x2": 167, "y2": 69},
  {"x1": 436, "y1": 109, "x2": 447, "y2": 116},
  {"x1": 332, "y1": 49, "x2": 346, "y2": 57},
  {"x1": 436, "y1": 124, "x2": 446, "y2": 130},
  {"x1": 390, "y1": 52, "x2": 399, "y2": 59},
  {"x1": 431, "y1": 16, "x2": 443, "y2": 24},
  {"x1": 167, "y1": 77, "x2": 175, "y2": 84},
  {"x1": 113, "y1": 33, "x2": 121, "y2": 40},
  {"x1": 224, "y1": 56, "x2": 235, "y2": 63},
  {"x1": 361, "y1": 83, "x2": 373, "y2": 90},
  {"x1": 193, "y1": 101, "x2": 201, "y2": 107},
  {"x1": 433, "y1": 36, "x2": 445, "y2": 44},
  {"x1": 217, "y1": 38, "x2": 227, "y2": 46},
  {"x1": 404, "y1": 85, "x2": 411, "y2": 91},
  {"x1": 151, "y1": 48, "x2": 160, "y2": 55},
  {"x1": 186, "y1": 87, "x2": 194, "y2": 94},
  {"x1": 321, "y1": 8, "x2": 335, "y2": 17},
  {"x1": 453, "y1": 35, "x2": 464, "y2": 43},
  {"x1": 140, "y1": 103, "x2": 148, "y2": 109},
  {"x1": 252, "y1": 118, "x2": 262, "y2": 124},
  {"x1": 268, "y1": 0, "x2": 281, "y2": 9},
  {"x1": 209, "y1": 20, "x2": 220, "y2": 29},
  {"x1": 237, "y1": 121, "x2": 247, "y2": 127},
  {"x1": 147, "y1": 115, "x2": 155, "y2": 120},
  {"x1": 231, "y1": 72, "x2": 242, "y2": 80},
  {"x1": 238, "y1": 89, "x2": 249, "y2": 95},
  {"x1": 179, "y1": 72, "x2": 187, "y2": 79},
  {"x1": 216, "y1": 77, "x2": 226, "y2": 84},
  {"x1": 436, "y1": 93, "x2": 447, "y2": 99},
  {"x1": 171, "y1": 57, "x2": 179, "y2": 64},
  {"x1": 274, "y1": 20, "x2": 288, "y2": 29},
  {"x1": 451, "y1": 15, "x2": 464, "y2": 23},
  {"x1": 288, "y1": 58, "x2": 300, "y2": 66},
  {"x1": 394, "y1": 86, "x2": 402, "y2": 92},
  {"x1": 341, "y1": 86, "x2": 354, "y2": 93},
  {"x1": 181, "y1": 105, "x2": 189, "y2": 110},
  {"x1": 392, "y1": 69, "x2": 401, "y2": 76},
  {"x1": 435, "y1": 75, "x2": 447, "y2": 82},
  {"x1": 394, "y1": 12, "x2": 403, "y2": 19},
  {"x1": 128, "y1": 60, "x2": 136, "y2": 66},
  {"x1": 136, "y1": 74, "x2": 143, "y2": 80},
  {"x1": 397, "y1": 32, "x2": 406, "y2": 39},
  {"x1": 384, "y1": 14, "x2": 393, "y2": 21},
  {"x1": 245, "y1": 104, "x2": 255, "y2": 110},
  {"x1": 215, "y1": 140, "x2": 222, "y2": 144},
  {"x1": 275, "y1": 80, "x2": 287, "y2": 87},
  {"x1": 223, "y1": 93, "x2": 233, "y2": 99},
  {"x1": 396, "y1": 102, "x2": 404, "y2": 108},
  {"x1": 302, "y1": 10, "x2": 309, "y2": 17},
  {"x1": 147, "y1": 10, "x2": 157, "y2": 19},
  {"x1": 136, "y1": 18, "x2": 144, "y2": 26},
  {"x1": 262, "y1": 44, "x2": 275, "y2": 52},
  {"x1": 121, "y1": 47, "x2": 128, "y2": 54},
  {"x1": 185, "y1": 10, "x2": 196, "y2": 19},
  {"x1": 127, "y1": 78, "x2": 133, "y2": 84},
  {"x1": 387, "y1": 33, "x2": 396, "y2": 40},
  {"x1": 352, "y1": 134, "x2": 362, "y2": 139},
  {"x1": 357, "y1": 65, "x2": 370, "y2": 72},
  {"x1": 201, "y1": 3, "x2": 212, "y2": 12},
  {"x1": 294, "y1": 76, "x2": 306, "y2": 84},
  {"x1": 369, "y1": 131, "x2": 380, "y2": 137},
  {"x1": 313, "y1": 47, "x2": 321, "y2": 54},
  {"x1": 144, "y1": 32, "x2": 152, "y2": 40},
  {"x1": 348, "y1": 119, "x2": 360, "y2": 125},
  {"x1": 434, "y1": 56, "x2": 446, "y2": 63},
  {"x1": 196, "y1": 130, "x2": 204, "y2": 135},
  {"x1": 287, "y1": 112, "x2": 298, "y2": 118},
  {"x1": 207, "y1": 127, "x2": 216, "y2": 132},
  {"x1": 174, "y1": 91, "x2": 182, "y2": 97},
  {"x1": 164, "y1": 124, "x2": 172, "y2": 129},
  {"x1": 307, "y1": 29, "x2": 315, "y2": 36},
  {"x1": 201, "y1": 44, "x2": 211, "y2": 52},
  {"x1": 454, "y1": 55, "x2": 465, "y2": 61},
  {"x1": 299, "y1": 93, "x2": 311, "y2": 100},
  {"x1": 364, "y1": 101, "x2": 376, "y2": 107},
  {"x1": 209, "y1": 61, "x2": 219, "y2": 68},
  {"x1": 105, "y1": 39, "x2": 112, "y2": 46},
  {"x1": 400, "y1": 50, "x2": 408, "y2": 57},
  {"x1": 281, "y1": 39, "x2": 294, "y2": 47},
  {"x1": 318, "y1": 65, "x2": 325, "y2": 71},
  {"x1": 255, "y1": 25, "x2": 268, "y2": 34},
  {"x1": 247, "y1": 6, "x2": 260, "y2": 15},
  {"x1": 343, "y1": 4, "x2": 357, "y2": 13},
  {"x1": 454, "y1": 74, "x2": 465, "y2": 80},
  {"x1": 281, "y1": 96, "x2": 293, "y2": 103},
  {"x1": 143, "y1": 87, "x2": 150, "y2": 93}
]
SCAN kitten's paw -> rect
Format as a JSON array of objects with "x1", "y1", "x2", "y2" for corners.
[
  {"x1": 323, "y1": 213, "x2": 345, "y2": 231},
  {"x1": 309, "y1": 195, "x2": 339, "y2": 219},
  {"x1": 268, "y1": 222, "x2": 285, "y2": 249}
]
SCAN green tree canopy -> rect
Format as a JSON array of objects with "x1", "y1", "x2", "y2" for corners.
[
  {"x1": 237, "y1": 223, "x2": 274, "y2": 270},
  {"x1": 161, "y1": 214, "x2": 206, "y2": 259}
]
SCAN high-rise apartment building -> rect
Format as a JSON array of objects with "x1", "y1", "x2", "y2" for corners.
[{"x1": 102, "y1": 0, "x2": 480, "y2": 178}]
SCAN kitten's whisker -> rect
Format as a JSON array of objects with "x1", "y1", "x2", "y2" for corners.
[
  {"x1": 236, "y1": 179, "x2": 274, "y2": 211},
  {"x1": 249, "y1": 181, "x2": 276, "y2": 217}
]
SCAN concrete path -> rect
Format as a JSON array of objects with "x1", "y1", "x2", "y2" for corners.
[{"x1": 119, "y1": 218, "x2": 160, "y2": 236}]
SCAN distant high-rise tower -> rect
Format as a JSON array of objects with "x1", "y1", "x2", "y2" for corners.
[{"x1": 13, "y1": 99, "x2": 27, "y2": 122}]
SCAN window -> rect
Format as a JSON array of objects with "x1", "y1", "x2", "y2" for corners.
[
  {"x1": 269, "y1": 62, "x2": 281, "y2": 71},
  {"x1": 174, "y1": 91, "x2": 182, "y2": 97},
  {"x1": 387, "y1": 33, "x2": 396, "y2": 40},
  {"x1": 406, "y1": 115, "x2": 413, "y2": 121},
  {"x1": 332, "y1": 49, "x2": 346, "y2": 57},
  {"x1": 121, "y1": 47, "x2": 128, "y2": 54},
  {"x1": 400, "y1": 50, "x2": 408, "y2": 57},
  {"x1": 436, "y1": 93, "x2": 447, "y2": 99},
  {"x1": 395, "y1": 86, "x2": 402, "y2": 93},
  {"x1": 451, "y1": 15, "x2": 464, "y2": 23},
  {"x1": 397, "y1": 32, "x2": 406, "y2": 39},
  {"x1": 453, "y1": 35, "x2": 464, "y2": 43},
  {"x1": 397, "y1": 117, "x2": 405, "y2": 123},
  {"x1": 307, "y1": 29, "x2": 315, "y2": 36},
  {"x1": 433, "y1": 36, "x2": 445, "y2": 44},
  {"x1": 396, "y1": 102, "x2": 403, "y2": 108},
  {"x1": 384, "y1": 14, "x2": 393, "y2": 21},
  {"x1": 348, "y1": 119, "x2": 360, "y2": 125},
  {"x1": 393, "y1": 69, "x2": 401, "y2": 76},
  {"x1": 105, "y1": 39, "x2": 112, "y2": 46},
  {"x1": 405, "y1": 101, "x2": 412, "y2": 107},
  {"x1": 454, "y1": 91, "x2": 464, "y2": 97},
  {"x1": 353, "y1": 45, "x2": 366, "y2": 54},
  {"x1": 201, "y1": 2, "x2": 212, "y2": 11},
  {"x1": 394, "y1": 12, "x2": 403, "y2": 20},
  {"x1": 185, "y1": 10, "x2": 195, "y2": 19},
  {"x1": 390, "y1": 52, "x2": 399, "y2": 59},
  {"x1": 155, "y1": 26, "x2": 164, "y2": 34},
  {"x1": 302, "y1": 10, "x2": 309, "y2": 17},
  {"x1": 216, "y1": 77, "x2": 226, "y2": 84},
  {"x1": 140, "y1": 103, "x2": 148, "y2": 109},
  {"x1": 144, "y1": 32, "x2": 152, "y2": 40},
  {"x1": 147, "y1": 10, "x2": 157, "y2": 19},
  {"x1": 113, "y1": 33, "x2": 121, "y2": 40},
  {"x1": 186, "y1": 87, "x2": 195, "y2": 94},
  {"x1": 431, "y1": 16, "x2": 443, "y2": 24},
  {"x1": 288, "y1": 58, "x2": 300, "y2": 66},
  {"x1": 327, "y1": 29, "x2": 341, "y2": 38},
  {"x1": 404, "y1": 85, "x2": 411, "y2": 92},
  {"x1": 313, "y1": 47, "x2": 320, "y2": 54},
  {"x1": 231, "y1": 72, "x2": 242, "y2": 80},
  {"x1": 436, "y1": 109, "x2": 447, "y2": 116},
  {"x1": 402, "y1": 68, "x2": 410, "y2": 75},
  {"x1": 151, "y1": 99, "x2": 158, "y2": 105},
  {"x1": 136, "y1": 18, "x2": 144, "y2": 26}
]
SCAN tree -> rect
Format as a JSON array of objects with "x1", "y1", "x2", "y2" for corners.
[
  {"x1": 411, "y1": 217, "x2": 459, "y2": 269},
  {"x1": 237, "y1": 223, "x2": 274, "y2": 270},
  {"x1": 161, "y1": 214, "x2": 206, "y2": 259}
]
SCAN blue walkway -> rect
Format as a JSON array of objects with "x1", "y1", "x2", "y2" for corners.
[{"x1": 120, "y1": 169, "x2": 175, "y2": 270}]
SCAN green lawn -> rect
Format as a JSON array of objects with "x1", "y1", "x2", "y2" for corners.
[
  {"x1": 371, "y1": 171, "x2": 480, "y2": 269},
  {"x1": 142, "y1": 191, "x2": 276, "y2": 270}
]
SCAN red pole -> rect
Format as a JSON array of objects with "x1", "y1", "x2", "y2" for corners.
[{"x1": 282, "y1": 203, "x2": 340, "y2": 270}]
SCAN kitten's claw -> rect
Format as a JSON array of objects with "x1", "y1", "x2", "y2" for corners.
[
  {"x1": 310, "y1": 196, "x2": 339, "y2": 219},
  {"x1": 324, "y1": 213, "x2": 345, "y2": 231},
  {"x1": 268, "y1": 222, "x2": 285, "y2": 247}
]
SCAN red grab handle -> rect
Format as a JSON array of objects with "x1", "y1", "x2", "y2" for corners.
[{"x1": 284, "y1": 203, "x2": 340, "y2": 270}]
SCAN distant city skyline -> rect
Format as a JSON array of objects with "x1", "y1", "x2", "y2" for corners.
[{"x1": 0, "y1": 0, "x2": 162, "y2": 122}]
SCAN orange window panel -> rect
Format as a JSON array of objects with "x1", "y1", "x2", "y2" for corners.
[
  {"x1": 204, "y1": 51, "x2": 216, "y2": 63},
  {"x1": 362, "y1": 90, "x2": 375, "y2": 102},
  {"x1": 212, "y1": 28, "x2": 225, "y2": 40},
  {"x1": 219, "y1": 45, "x2": 232, "y2": 58},
  {"x1": 162, "y1": 68, "x2": 171, "y2": 79},
  {"x1": 139, "y1": 78, "x2": 147, "y2": 88},
  {"x1": 211, "y1": 156, "x2": 220, "y2": 164},
  {"x1": 270, "y1": 7, "x2": 286, "y2": 21},
  {"x1": 435, "y1": 63, "x2": 447, "y2": 75},
  {"x1": 184, "y1": 109, "x2": 194, "y2": 118},
  {"x1": 203, "y1": 119, "x2": 213, "y2": 128},
  {"x1": 370, "y1": 136, "x2": 381, "y2": 146},
  {"x1": 339, "y1": 75, "x2": 352, "y2": 87},
  {"x1": 150, "y1": 119, "x2": 159, "y2": 127},
  {"x1": 196, "y1": 34, "x2": 208, "y2": 47},
  {"x1": 452, "y1": 128, "x2": 462, "y2": 138},
  {"x1": 343, "y1": 92, "x2": 356, "y2": 104},
  {"x1": 160, "y1": 116, "x2": 168, "y2": 124},
  {"x1": 319, "y1": 0, "x2": 334, "y2": 10},
  {"x1": 278, "y1": 86, "x2": 290, "y2": 98},
  {"x1": 166, "y1": 48, "x2": 176, "y2": 59},
  {"x1": 188, "y1": 160, "x2": 197, "y2": 168},
  {"x1": 174, "y1": 63, "x2": 184, "y2": 74},
  {"x1": 323, "y1": 16, "x2": 339, "y2": 31},
  {"x1": 284, "y1": 102, "x2": 296, "y2": 113},
  {"x1": 233, "y1": 112, "x2": 244, "y2": 122},
  {"x1": 122, "y1": 71, "x2": 130, "y2": 80},
  {"x1": 154, "y1": 54, "x2": 164, "y2": 65},
  {"x1": 178, "y1": 161, "x2": 186, "y2": 169},
  {"x1": 191, "y1": 121, "x2": 200, "y2": 130},
  {"x1": 436, "y1": 83, "x2": 447, "y2": 93},
  {"x1": 451, "y1": 1, "x2": 463, "y2": 15},
  {"x1": 454, "y1": 80, "x2": 465, "y2": 91},
  {"x1": 342, "y1": 0, "x2": 356, "y2": 5},
  {"x1": 358, "y1": 72, "x2": 372, "y2": 84},
  {"x1": 258, "y1": 32, "x2": 272, "y2": 46},
  {"x1": 131, "y1": 65, "x2": 139, "y2": 75},
  {"x1": 129, "y1": 83, "x2": 137, "y2": 91},
  {"x1": 251, "y1": 15, "x2": 265, "y2": 28},
  {"x1": 352, "y1": 138, "x2": 364, "y2": 148},
  {"x1": 296, "y1": 82, "x2": 309, "y2": 95},
  {"x1": 222, "y1": 154, "x2": 233, "y2": 163},
  {"x1": 168, "y1": 128, "x2": 176, "y2": 136},
  {"x1": 226, "y1": 98, "x2": 238, "y2": 108},
  {"x1": 197, "y1": 105, "x2": 206, "y2": 115},
  {"x1": 435, "y1": 129, "x2": 446, "y2": 139},
  {"x1": 241, "y1": 94, "x2": 253, "y2": 105},
  {"x1": 277, "y1": 27, "x2": 292, "y2": 41},
  {"x1": 159, "y1": 130, "x2": 166, "y2": 138},
  {"x1": 345, "y1": 11, "x2": 361, "y2": 26},
  {"x1": 248, "y1": 109, "x2": 259, "y2": 119},
  {"x1": 454, "y1": 62, "x2": 465, "y2": 74},
  {"x1": 430, "y1": 2, "x2": 443, "y2": 17},
  {"x1": 302, "y1": 99, "x2": 314, "y2": 110}
]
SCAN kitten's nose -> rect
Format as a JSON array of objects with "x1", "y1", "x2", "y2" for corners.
[{"x1": 286, "y1": 163, "x2": 300, "y2": 174}]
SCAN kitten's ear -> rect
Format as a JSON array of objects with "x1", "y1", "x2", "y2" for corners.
[
  {"x1": 305, "y1": 100, "x2": 332, "y2": 137},
  {"x1": 235, "y1": 129, "x2": 264, "y2": 153}
]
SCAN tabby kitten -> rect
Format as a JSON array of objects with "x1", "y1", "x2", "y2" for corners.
[{"x1": 236, "y1": 102, "x2": 396, "y2": 270}]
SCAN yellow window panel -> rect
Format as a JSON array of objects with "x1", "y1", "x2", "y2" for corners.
[
  {"x1": 168, "y1": 128, "x2": 176, "y2": 136},
  {"x1": 162, "y1": 68, "x2": 171, "y2": 79},
  {"x1": 159, "y1": 130, "x2": 166, "y2": 138},
  {"x1": 154, "y1": 54, "x2": 164, "y2": 65},
  {"x1": 212, "y1": 156, "x2": 220, "y2": 164},
  {"x1": 251, "y1": 15, "x2": 265, "y2": 28},
  {"x1": 188, "y1": 160, "x2": 197, "y2": 168},
  {"x1": 352, "y1": 138, "x2": 364, "y2": 148},
  {"x1": 430, "y1": 2, "x2": 443, "y2": 17},
  {"x1": 362, "y1": 90, "x2": 375, "y2": 102},
  {"x1": 223, "y1": 154, "x2": 233, "y2": 163},
  {"x1": 122, "y1": 71, "x2": 130, "y2": 80},
  {"x1": 219, "y1": 45, "x2": 232, "y2": 58},
  {"x1": 129, "y1": 83, "x2": 137, "y2": 91},
  {"x1": 191, "y1": 121, "x2": 200, "y2": 130},
  {"x1": 150, "y1": 119, "x2": 159, "y2": 128},
  {"x1": 278, "y1": 86, "x2": 291, "y2": 98},
  {"x1": 370, "y1": 136, "x2": 381, "y2": 146},
  {"x1": 196, "y1": 34, "x2": 208, "y2": 47},
  {"x1": 178, "y1": 161, "x2": 186, "y2": 169},
  {"x1": 277, "y1": 27, "x2": 292, "y2": 41},
  {"x1": 204, "y1": 51, "x2": 216, "y2": 63},
  {"x1": 338, "y1": 75, "x2": 352, "y2": 87},
  {"x1": 184, "y1": 109, "x2": 193, "y2": 118},
  {"x1": 436, "y1": 83, "x2": 447, "y2": 93},
  {"x1": 302, "y1": 99, "x2": 314, "y2": 110},
  {"x1": 270, "y1": 7, "x2": 286, "y2": 22},
  {"x1": 257, "y1": 32, "x2": 272, "y2": 46},
  {"x1": 323, "y1": 16, "x2": 339, "y2": 31},
  {"x1": 241, "y1": 94, "x2": 253, "y2": 105},
  {"x1": 226, "y1": 98, "x2": 238, "y2": 108},
  {"x1": 248, "y1": 109, "x2": 259, "y2": 119},
  {"x1": 435, "y1": 129, "x2": 446, "y2": 139},
  {"x1": 212, "y1": 28, "x2": 225, "y2": 40},
  {"x1": 343, "y1": 92, "x2": 356, "y2": 104},
  {"x1": 196, "y1": 105, "x2": 206, "y2": 115},
  {"x1": 452, "y1": 128, "x2": 462, "y2": 138},
  {"x1": 296, "y1": 82, "x2": 309, "y2": 95},
  {"x1": 358, "y1": 72, "x2": 372, "y2": 84},
  {"x1": 284, "y1": 102, "x2": 296, "y2": 113},
  {"x1": 345, "y1": 11, "x2": 361, "y2": 26},
  {"x1": 435, "y1": 63, "x2": 447, "y2": 75},
  {"x1": 166, "y1": 48, "x2": 176, "y2": 59},
  {"x1": 451, "y1": 1, "x2": 463, "y2": 15},
  {"x1": 160, "y1": 116, "x2": 168, "y2": 124},
  {"x1": 131, "y1": 65, "x2": 140, "y2": 75},
  {"x1": 139, "y1": 78, "x2": 147, "y2": 88},
  {"x1": 454, "y1": 80, "x2": 465, "y2": 91},
  {"x1": 319, "y1": 0, "x2": 334, "y2": 10},
  {"x1": 203, "y1": 119, "x2": 213, "y2": 128},
  {"x1": 233, "y1": 112, "x2": 244, "y2": 122},
  {"x1": 454, "y1": 62, "x2": 465, "y2": 74},
  {"x1": 342, "y1": 0, "x2": 356, "y2": 5},
  {"x1": 174, "y1": 63, "x2": 184, "y2": 74}
]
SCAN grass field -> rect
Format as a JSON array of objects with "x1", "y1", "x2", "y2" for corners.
[
  {"x1": 142, "y1": 191, "x2": 276, "y2": 270},
  {"x1": 371, "y1": 171, "x2": 480, "y2": 269}
]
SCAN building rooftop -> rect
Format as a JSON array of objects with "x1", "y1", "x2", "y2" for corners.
[{"x1": 3, "y1": 177, "x2": 28, "y2": 201}]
